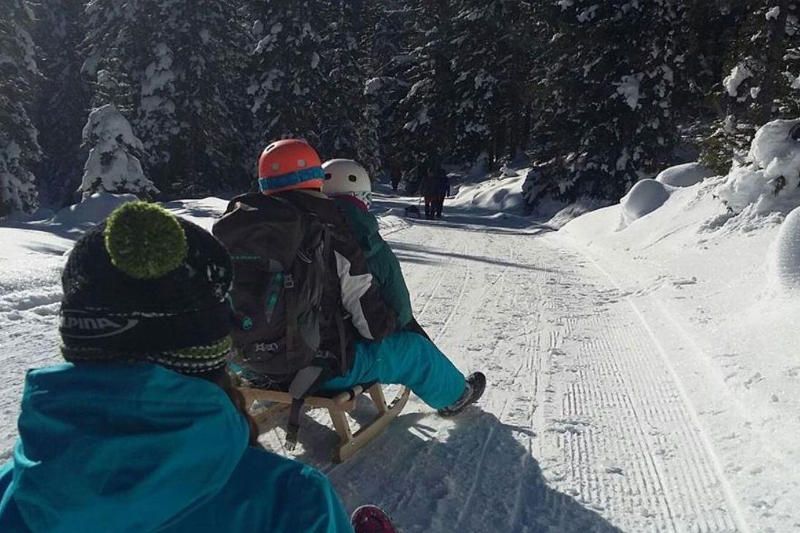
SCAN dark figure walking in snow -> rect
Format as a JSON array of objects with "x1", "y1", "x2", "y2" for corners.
[
  {"x1": 433, "y1": 169, "x2": 450, "y2": 219},
  {"x1": 419, "y1": 159, "x2": 440, "y2": 220},
  {"x1": 389, "y1": 159, "x2": 401, "y2": 191}
]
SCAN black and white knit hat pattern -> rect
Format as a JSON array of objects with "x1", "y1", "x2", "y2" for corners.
[{"x1": 59, "y1": 202, "x2": 234, "y2": 376}]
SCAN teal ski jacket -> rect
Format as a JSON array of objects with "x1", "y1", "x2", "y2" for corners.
[
  {"x1": 334, "y1": 197, "x2": 413, "y2": 329},
  {"x1": 0, "y1": 363, "x2": 353, "y2": 533}
]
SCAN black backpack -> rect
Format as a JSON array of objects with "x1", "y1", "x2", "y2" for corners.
[{"x1": 212, "y1": 193, "x2": 345, "y2": 447}]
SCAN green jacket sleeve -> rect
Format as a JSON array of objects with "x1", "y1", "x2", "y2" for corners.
[
  {"x1": 371, "y1": 243, "x2": 413, "y2": 329},
  {"x1": 337, "y1": 200, "x2": 414, "y2": 329}
]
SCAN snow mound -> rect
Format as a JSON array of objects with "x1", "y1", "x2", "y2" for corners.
[
  {"x1": 376, "y1": 214, "x2": 410, "y2": 235},
  {"x1": 656, "y1": 162, "x2": 714, "y2": 188},
  {"x1": 544, "y1": 197, "x2": 609, "y2": 229},
  {"x1": 164, "y1": 197, "x2": 230, "y2": 231},
  {"x1": 620, "y1": 179, "x2": 670, "y2": 227},
  {"x1": 499, "y1": 163, "x2": 520, "y2": 177},
  {"x1": 718, "y1": 118, "x2": 800, "y2": 214},
  {"x1": 52, "y1": 192, "x2": 137, "y2": 228},
  {"x1": 450, "y1": 174, "x2": 526, "y2": 212},
  {"x1": 771, "y1": 205, "x2": 800, "y2": 290}
]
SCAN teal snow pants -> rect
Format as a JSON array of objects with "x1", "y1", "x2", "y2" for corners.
[{"x1": 321, "y1": 331, "x2": 466, "y2": 409}]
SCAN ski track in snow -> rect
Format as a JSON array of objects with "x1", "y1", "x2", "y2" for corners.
[{"x1": 0, "y1": 203, "x2": 767, "y2": 531}]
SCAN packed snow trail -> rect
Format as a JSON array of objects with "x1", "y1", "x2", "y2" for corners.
[
  {"x1": 259, "y1": 202, "x2": 749, "y2": 532},
  {"x1": 0, "y1": 198, "x2": 763, "y2": 531}
]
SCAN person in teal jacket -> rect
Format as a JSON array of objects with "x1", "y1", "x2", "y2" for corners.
[
  {"x1": 0, "y1": 202, "x2": 353, "y2": 533},
  {"x1": 322, "y1": 159, "x2": 414, "y2": 330},
  {"x1": 321, "y1": 159, "x2": 416, "y2": 332}
]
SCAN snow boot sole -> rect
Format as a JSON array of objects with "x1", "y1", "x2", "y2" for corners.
[{"x1": 437, "y1": 371, "x2": 486, "y2": 417}]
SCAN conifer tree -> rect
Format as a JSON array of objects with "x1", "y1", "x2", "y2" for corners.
[
  {"x1": 360, "y1": 0, "x2": 415, "y2": 180},
  {"x1": 318, "y1": 0, "x2": 364, "y2": 160},
  {"x1": 0, "y1": 0, "x2": 41, "y2": 216},
  {"x1": 32, "y1": 0, "x2": 90, "y2": 206},
  {"x1": 394, "y1": 0, "x2": 456, "y2": 190},
  {"x1": 449, "y1": 0, "x2": 531, "y2": 164},
  {"x1": 526, "y1": 0, "x2": 688, "y2": 205},
  {"x1": 79, "y1": 104, "x2": 156, "y2": 198},
  {"x1": 248, "y1": 0, "x2": 329, "y2": 150},
  {"x1": 84, "y1": 0, "x2": 250, "y2": 197}
]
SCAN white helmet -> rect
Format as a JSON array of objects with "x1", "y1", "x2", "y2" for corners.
[{"x1": 321, "y1": 159, "x2": 372, "y2": 196}]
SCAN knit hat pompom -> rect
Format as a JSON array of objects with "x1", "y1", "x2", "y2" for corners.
[{"x1": 104, "y1": 202, "x2": 188, "y2": 279}]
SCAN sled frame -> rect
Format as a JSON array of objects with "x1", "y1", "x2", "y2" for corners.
[{"x1": 240, "y1": 384, "x2": 410, "y2": 463}]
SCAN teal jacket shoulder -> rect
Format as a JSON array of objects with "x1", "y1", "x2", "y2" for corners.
[
  {"x1": 0, "y1": 363, "x2": 352, "y2": 533},
  {"x1": 335, "y1": 198, "x2": 413, "y2": 329}
]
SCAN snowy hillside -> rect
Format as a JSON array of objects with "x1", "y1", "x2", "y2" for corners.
[{"x1": 2, "y1": 144, "x2": 800, "y2": 530}]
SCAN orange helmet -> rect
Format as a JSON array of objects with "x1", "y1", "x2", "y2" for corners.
[{"x1": 257, "y1": 139, "x2": 325, "y2": 195}]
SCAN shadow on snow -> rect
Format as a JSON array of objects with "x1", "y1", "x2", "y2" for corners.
[
  {"x1": 388, "y1": 240, "x2": 557, "y2": 273},
  {"x1": 286, "y1": 404, "x2": 621, "y2": 533}
]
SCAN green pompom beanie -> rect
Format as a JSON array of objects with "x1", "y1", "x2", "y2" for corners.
[
  {"x1": 59, "y1": 201, "x2": 234, "y2": 376},
  {"x1": 104, "y1": 202, "x2": 188, "y2": 279}
]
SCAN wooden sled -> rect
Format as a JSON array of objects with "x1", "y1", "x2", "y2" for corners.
[{"x1": 240, "y1": 384, "x2": 410, "y2": 463}]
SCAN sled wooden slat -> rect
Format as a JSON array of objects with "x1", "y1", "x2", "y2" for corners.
[
  {"x1": 335, "y1": 384, "x2": 410, "y2": 463},
  {"x1": 239, "y1": 384, "x2": 410, "y2": 463}
]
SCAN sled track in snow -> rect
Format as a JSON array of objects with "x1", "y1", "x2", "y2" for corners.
[
  {"x1": 550, "y1": 238, "x2": 749, "y2": 532},
  {"x1": 351, "y1": 217, "x2": 750, "y2": 532}
]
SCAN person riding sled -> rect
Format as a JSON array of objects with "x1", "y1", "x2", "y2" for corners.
[
  {"x1": 0, "y1": 202, "x2": 353, "y2": 532},
  {"x1": 320, "y1": 158, "x2": 429, "y2": 339},
  {"x1": 212, "y1": 140, "x2": 485, "y2": 447}
]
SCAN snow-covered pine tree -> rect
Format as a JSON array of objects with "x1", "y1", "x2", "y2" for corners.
[
  {"x1": 449, "y1": 0, "x2": 531, "y2": 165},
  {"x1": 80, "y1": 104, "x2": 157, "y2": 198},
  {"x1": 703, "y1": 1, "x2": 799, "y2": 172},
  {"x1": 359, "y1": 0, "x2": 414, "y2": 180},
  {"x1": 318, "y1": 0, "x2": 364, "y2": 161},
  {"x1": 84, "y1": 0, "x2": 250, "y2": 197},
  {"x1": 359, "y1": 79, "x2": 386, "y2": 179},
  {"x1": 83, "y1": 0, "x2": 142, "y2": 115},
  {"x1": 721, "y1": 1, "x2": 797, "y2": 124},
  {"x1": 247, "y1": 0, "x2": 329, "y2": 151},
  {"x1": 32, "y1": 0, "x2": 90, "y2": 207},
  {"x1": 0, "y1": 0, "x2": 41, "y2": 216},
  {"x1": 394, "y1": 0, "x2": 456, "y2": 191},
  {"x1": 334, "y1": 0, "x2": 386, "y2": 177},
  {"x1": 526, "y1": 0, "x2": 687, "y2": 206}
]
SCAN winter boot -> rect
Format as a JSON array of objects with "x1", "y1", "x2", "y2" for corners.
[
  {"x1": 351, "y1": 505, "x2": 398, "y2": 533},
  {"x1": 437, "y1": 372, "x2": 486, "y2": 417}
]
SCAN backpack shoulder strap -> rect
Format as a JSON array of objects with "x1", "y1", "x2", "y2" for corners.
[{"x1": 322, "y1": 226, "x2": 349, "y2": 364}]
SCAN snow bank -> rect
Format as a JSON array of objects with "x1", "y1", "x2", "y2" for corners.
[
  {"x1": 771, "y1": 205, "x2": 800, "y2": 291},
  {"x1": 718, "y1": 119, "x2": 800, "y2": 214},
  {"x1": 449, "y1": 174, "x2": 526, "y2": 212},
  {"x1": 562, "y1": 171, "x2": 800, "y2": 531},
  {"x1": 656, "y1": 162, "x2": 714, "y2": 188},
  {"x1": 52, "y1": 192, "x2": 137, "y2": 229},
  {"x1": 620, "y1": 179, "x2": 670, "y2": 227},
  {"x1": 164, "y1": 197, "x2": 230, "y2": 231},
  {"x1": 544, "y1": 197, "x2": 609, "y2": 229}
]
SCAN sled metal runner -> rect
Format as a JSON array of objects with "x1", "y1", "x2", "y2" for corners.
[{"x1": 240, "y1": 384, "x2": 410, "y2": 463}]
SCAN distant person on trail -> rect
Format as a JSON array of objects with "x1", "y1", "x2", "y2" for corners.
[
  {"x1": 434, "y1": 166, "x2": 450, "y2": 219},
  {"x1": 419, "y1": 159, "x2": 439, "y2": 220},
  {"x1": 0, "y1": 201, "x2": 353, "y2": 532},
  {"x1": 215, "y1": 140, "x2": 485, "y2": 425},
  {"x1": 389, "y1": 159, "x2": 402, "y2": 191}
]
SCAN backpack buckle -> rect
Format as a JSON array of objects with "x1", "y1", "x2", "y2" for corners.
[{"x1": 284, "y1": 274, "x2": 295, "y2": 289}]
